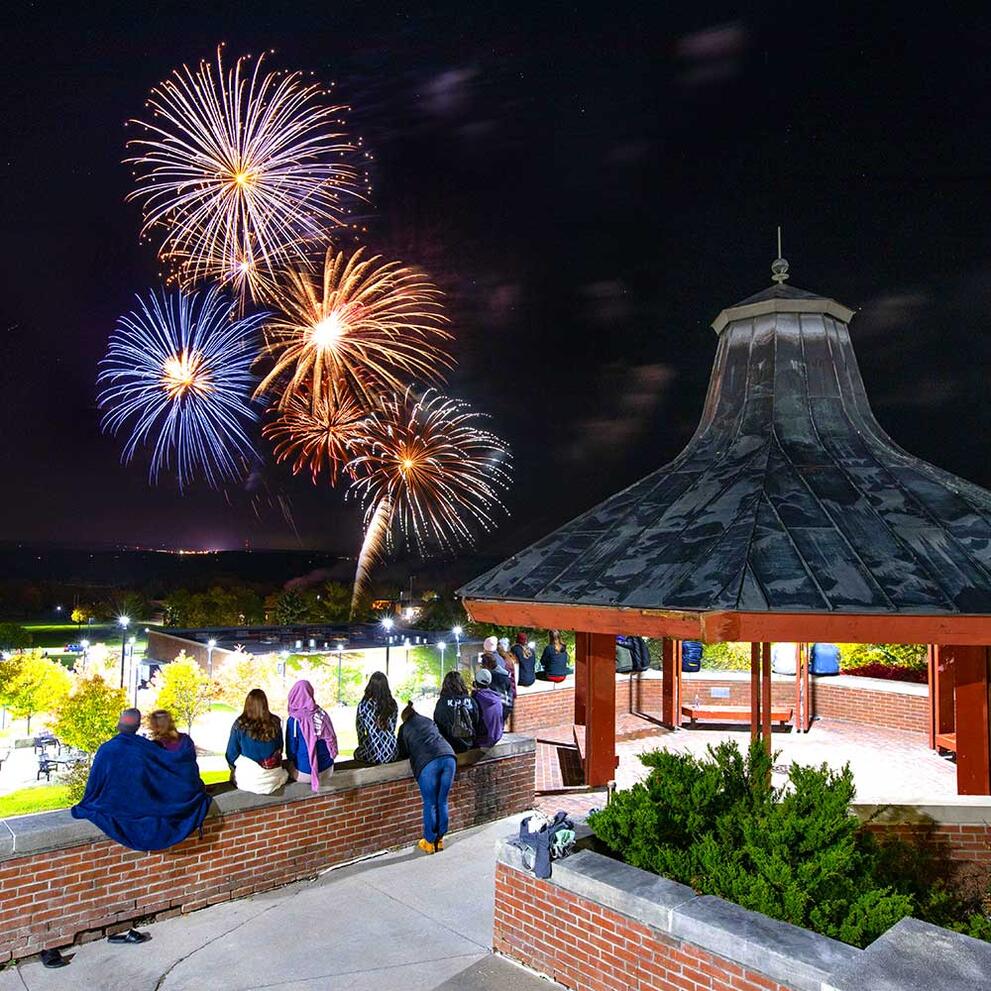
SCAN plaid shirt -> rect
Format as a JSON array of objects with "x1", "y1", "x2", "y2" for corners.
[{"x1": 353, "y1": 698, "x2": 398, "y2": 764}]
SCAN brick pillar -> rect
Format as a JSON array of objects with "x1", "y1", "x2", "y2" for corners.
[
  {"x1": 948, "y1": 645, "x2": 991, "y2": 795},
  {"x1": 585, "y1": 632, "x2": 617, "y2": 787}
]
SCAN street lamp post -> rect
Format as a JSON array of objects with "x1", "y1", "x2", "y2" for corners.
[
  {"x1": 118, "y1": 616, "x2": 130, "y2": 688},
  {"x1": 437, "y1": 641, "x2": 447, "y2": 685},
  {"x1": 279, "y1": 650, "x2": 288, "y2": 684},
  {"x1": 207, "y1": 638, "x2": 216, "y2": 678},
  {"x1": 336, "y1": 642, "x2": 345, "y2": 705},
  {"x1": 381, "y1": 617, "x2": 394, "y2": 676},
  {"x1": 80, "y1": 639, "x2": 89, "y2": 674},
  {"x1": 452, "y1": 625, "x2": 463, "y2": 665},
  {"x1": 128, "y1": 636, "x2": 137, "y2": 706}
]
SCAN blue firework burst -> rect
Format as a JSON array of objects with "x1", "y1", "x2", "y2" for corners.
[{"x1": 98, "y1": 286, "x2": 266, "y2": 489}]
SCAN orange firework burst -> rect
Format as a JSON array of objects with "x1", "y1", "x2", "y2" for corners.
[
  {"x1": 263, "y1": 385, "x2": 367, "y2": 486},
  {"x1": 347, "y1": 388, "x2": 511, "y2": 614},
  {"x1": 254, "y1": 246, "x2": 453, "y2": 408}
]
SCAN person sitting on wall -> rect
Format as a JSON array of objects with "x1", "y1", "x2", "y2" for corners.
[
  {"x1": 471, "y1": 668, "x2": 505, "y2": 748},
  {"x1": 511, "y1": 632, "x2": 537, "y2": 688},
  {"x1": 226, "y1": 689, "x2": 288, "y2": 795},
  {"x1": 286, "y1": 679, "x2": 338, "y2": 791},
  {"x1": 146, "y1": 709, "x2": 190, "y2": 752},
  {"x1": 536, "y1": 630, "x2": 573, "y2": 683},
  {"x1": 434, "y1": 670, "x2": 480, "y2": 753},
  {"x1": 497, "y1": 637, "x2": 519, "y2": 706},
  {"x1": 71, "y1": 707, "x2": 211, "y2": 853},
  {"x1": 353, "y1": 671, "x2": 399, "y2": 764},
  {"x1": 482, "y1": 653, "x2": 514, "y2": 724},
  {"x1": 397, "y1": 701, "x2": 456, "y2": 855}
]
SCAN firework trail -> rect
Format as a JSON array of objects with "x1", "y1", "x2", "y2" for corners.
[
  {"x1": 254, "y1": 246, "x2": 453, "y2": 409},
  {"x1": 98, "y1": 286, "x2": 265, "y2": 489},
  {"x1": 347, "y1": 388, "x2": 511, "y2": 616},
  {"x1": 126, "y1": 46, "x2": 369, "y2": 303}
]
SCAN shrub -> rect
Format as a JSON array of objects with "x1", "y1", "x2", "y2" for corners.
[
  {"x1": 589, "y1": 740, "x2": 987, "y2": 947},
  {"x1": 842, "y1": 662, "x2": 927, "y2": 684},
  {"x1": 700, "y1": 642, "x2": 752, "y2": 671},
  {"x1": 154, "y1": 652, "x2": 215, "y2": 733},
  {"x1": 835, "y1": 643, "x2": 927, "y2": 671}
]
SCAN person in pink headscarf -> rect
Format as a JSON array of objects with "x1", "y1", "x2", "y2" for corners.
[{"x1": 285, "y1": 680, "x2": 339, "y2": 791}]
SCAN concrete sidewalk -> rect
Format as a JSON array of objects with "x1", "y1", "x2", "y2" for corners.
[{"x1": 1, "y1": 817, "x2": 561, "y2": 991}]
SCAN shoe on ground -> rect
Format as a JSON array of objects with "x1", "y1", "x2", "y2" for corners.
[
  {"x1": 417, "y1": 838, "x2": 436, "y2": 854},
  {"x1": 108, "y1": 929, "x2": 151, "y2": 944},
  {"x1": 435, "y1": 837, "x2": 445, "y2": 851},
  {"x1": 40, "y1": 948, "x2": 71, "y2": 969}
]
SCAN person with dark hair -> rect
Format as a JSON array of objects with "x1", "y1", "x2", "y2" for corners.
[
  {"x1": 71, "y1": 708, "x2": 210, "y2": 852},
  {"x1": 146, "y1": 709, "x2": 187, "y2": 752},
  {"x1": 226, "y1": 689, "x2": 287, "y2": 794},
  {"x1": 286, "y1": 679, "x2": 338, "y2": 790},
  {"x1": 353, "y1": 671, "x2": 398, "y2": 764},
  {"x1": 397, "y1": 702, "x2": 456, "y2": 854},
  {"x1": 481, "y1": 653, "x2": 513, "y2": 722},
  {"x1": 433, "y1": 670, "x2": 480, "y2": 752},
  {"x1": 511, "y1": 632, "x2": 537, "y2": 688},
  {"x1": 537, "y1": 630, "x2": 572, "y2": 682},
  {"x1": 497, "y1": 637, "x2": 518, "y2": 711},
  {"x1": 471, "y1": 668, "x2": 504, "y2": 747}
]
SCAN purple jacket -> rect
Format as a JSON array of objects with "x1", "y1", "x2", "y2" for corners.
[{"x1": 472, "y1": 687, "x2": 505, "y2": 747}]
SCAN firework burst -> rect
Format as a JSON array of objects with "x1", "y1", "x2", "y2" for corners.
[
  {"x1": 263, "y1": 384, "x2": 368, "y2": 486},
  {"x1": 254, "y1": 246, "x2": 453, "y2": 408},
  {"x1": 347, "y1": 388, "x2": 511, "y2": 614},
  {"x1": 126, "y1": 46, "x2": 369, "y2": 300},
  {"x1": 98, "y1": 286, "x2": 265, "y2": 489}
]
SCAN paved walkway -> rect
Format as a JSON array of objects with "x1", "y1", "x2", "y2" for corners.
[
  {"x1": 535, "y1": 717, "x2": 957, "y2": 817},
  {"x1": 0, "y1": 817, "x2": 561, "y2": 991}
]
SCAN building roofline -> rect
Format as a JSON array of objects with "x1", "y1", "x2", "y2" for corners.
[{"x1": 711, "y1": 296, "x2": 857, "y2": 334}]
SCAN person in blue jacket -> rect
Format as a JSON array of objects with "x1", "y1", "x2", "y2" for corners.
[
  {"x1": 285, "y1": 679, "x2": 339, "y2": 790},
  {"x1": 226, "y1": 689, "x2": 287, "y2": 794},
  {"x1": 537, "y1": 630, "x2": 573, "y2": 682}
]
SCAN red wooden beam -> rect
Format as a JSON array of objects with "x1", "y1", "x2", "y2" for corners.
[
  {"x1": 661, "y1": 638, "x2": 678, "y2": 728},
  {"x1": 462, "y1": 598, "x2": 991, "y2": 645},
  {"x1": 584, "y1": 632, "x2": 618, "y2": 787},
  {"x1": 574, "y1": 632, "x2": 589, "y2": 726},
  {"x1": 947, "y1": 645, "x2": 991, "y2": 795}
]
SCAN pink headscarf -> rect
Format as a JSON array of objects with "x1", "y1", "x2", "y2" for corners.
[{"x1": 287, "y1": 680, "x2": 339, "y2": 792}]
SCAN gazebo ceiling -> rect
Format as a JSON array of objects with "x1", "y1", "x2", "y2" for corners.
[{"x1": 461, "y1": 272, "x2": 991, "y2": 641}]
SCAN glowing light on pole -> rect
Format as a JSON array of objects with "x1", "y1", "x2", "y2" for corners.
[
  {"x1": 118, "y1": 616, "x2": 130, "y2": 689},
  {"x1": 207, "y1": 638, "x2": 217, "y2": 678},
  {"x1": 381, "y1": 616, "x2": 394, "y2": 677},
  {"x1": 336, "y1": 642, "x2": 345, "y2": 704},
  {"x1": 452, "y1": 625, "x2": 463, "y2": 663},
  {"x1": 98, "y1": 287, "x2": 266, "y2": 490},
  {"x1": 126, "y1": 47, "x2": 369, "y2": 304},
  {"x1": 437, "y1": 641, "x2": 447, "y2": 684}
]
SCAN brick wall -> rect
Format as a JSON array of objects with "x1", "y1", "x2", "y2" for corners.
[
  {"x1": 811, "y1": 679, "x2": 929, "y2": 735},
  {"x1": 0, "y1": 745, "x2": 534, "y2": 963},
  {"x1": 512, "y1": 671, "x2": 930, "y2": 737},
  {"x1": 494, "y1": 862, "x2": 796, "y2": 991}
]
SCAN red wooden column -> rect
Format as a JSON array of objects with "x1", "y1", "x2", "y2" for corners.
[
  {"x1": 948, "y1": 645, "x2": 991, "y2": 795},
  {"x1": 661, "y1": 638, "x2": 679, "y2": 728},
  {"x1": 750, "y1": 642, "x2": 761, "y2": 742},
  {"x1": 574, "y1": 632, "x2": 589, "y2": 727},
  {"x1": 761, "y1": 642, "x2": 772, "y2": 756},
  {"x1": 931, "y1": 645, "x2": 957, "y2": 752},
  {"x1": 585, "y1": 631, "x2": 618, "y2": 787}
]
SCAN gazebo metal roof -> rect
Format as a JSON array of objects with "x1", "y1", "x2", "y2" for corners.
[{"x1": 461, "y1": 277, "x2": 991, "y2": 642}]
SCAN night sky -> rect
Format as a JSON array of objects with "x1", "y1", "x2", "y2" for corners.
[{"x1": 2, "y1": 3, "x2": 989, "y2": 559}]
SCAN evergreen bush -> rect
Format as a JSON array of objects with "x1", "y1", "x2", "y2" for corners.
[{"x1": 588, "y1": 740, "x2": 989, "y2": 947}]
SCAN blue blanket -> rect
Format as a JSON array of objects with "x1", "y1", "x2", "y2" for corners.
[{"x1": 71, "y1": 733, "x2": 211, "y2": 851}]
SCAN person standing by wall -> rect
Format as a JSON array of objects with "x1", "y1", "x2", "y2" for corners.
[{"x1": 397, "y1": 702, "x2": 456, "y2": 854}]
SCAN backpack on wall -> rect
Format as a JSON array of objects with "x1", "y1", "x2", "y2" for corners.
[{"x1": 450, "y1": 700, "x2": 475, "y2": 743}]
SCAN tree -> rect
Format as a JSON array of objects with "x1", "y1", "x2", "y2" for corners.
[
  {"x1": 273, "y1": 587, "x2": 307, "y2": 625},
  {"x1": 53, "y1": 676, "x2": 127, "y2": 755},
  {"x1": 1, "y1": 654, "x2": 71, "y2": 733},
  {"x1": 154, "y1": 652, "x2": 214, "y2": 733},
  {"x1": 318, "y1": 581, "x2": 352, "y2": 623},
  {"x1": 0, "y1": 623, "x2": 32, "y2": 652},
  {"x1": 70, "y1": 606, "x2": 89, "y2": 632}
]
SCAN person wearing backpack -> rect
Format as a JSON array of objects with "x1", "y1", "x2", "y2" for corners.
[{"x1": 433, "y1": 671, "x2": 480, "y2": 753}]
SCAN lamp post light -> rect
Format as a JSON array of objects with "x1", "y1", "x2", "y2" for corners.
[
  {"x1": 279, "y1": 650, "x2": 288, "y2": 684},
  {"x1": 207, "y1": 638, "x2": 217, "y2": 678},
  {"x1": 437, "y1": 641, "x2": 447, "y2": 684},
  {"x1": 128, "y1": 636, "x2": 137, "y2": 706},
  {"x1": 118, "y1": 616, "x2": 130, "y2": 688},
  {"x1": 452, "y1": 625, "x2": 463, "y2": 665},
  {"x1": 80, "y1": 639, "x2": 89, "y2": 673},
  {"x1": 381, "y1": 617, "x2": 394, "y2": 676},
  {"x1": 336, "y1": 642, "x2": 345, "y2": 705}
]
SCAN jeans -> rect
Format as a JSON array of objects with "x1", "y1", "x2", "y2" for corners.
[{"x1": 417, "y1": 756, "x2": 456, "y2": 843}]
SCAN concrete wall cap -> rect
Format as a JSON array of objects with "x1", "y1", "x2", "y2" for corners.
[
  {"x1": 852, "y1": 796, "x2": 991, "y2": 826},
  {"x1": 670, "y1": 895, "x2": 859, "y2": 991},
  {"x1": 823, "y1": 916, "x2": 991, "y2": 991}
]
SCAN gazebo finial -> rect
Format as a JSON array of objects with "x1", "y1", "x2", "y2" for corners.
[{"x1": 771, "y1": 225, "x2": 789, "y2": 284}]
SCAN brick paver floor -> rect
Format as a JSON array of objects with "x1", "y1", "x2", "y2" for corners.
[{"x1": 536, "y1": 717, "x2": 957, "y2": 817}]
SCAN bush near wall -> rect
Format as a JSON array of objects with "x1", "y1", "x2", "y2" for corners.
[{"x1": 588, "y1": 740, "x2": 991, "y2": 948}]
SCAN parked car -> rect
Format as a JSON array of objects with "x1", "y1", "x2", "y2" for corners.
[{"x1": 64, "y1": 643, "x2": 84, "y2": 653}]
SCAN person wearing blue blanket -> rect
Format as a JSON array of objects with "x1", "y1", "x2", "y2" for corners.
[{"x1": 71, "y1": 707, "x2": 211, "y2": 852}]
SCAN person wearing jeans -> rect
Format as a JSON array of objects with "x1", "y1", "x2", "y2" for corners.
[{"x1": 396, "y1": 702, "x2": 457, "y2": 854}]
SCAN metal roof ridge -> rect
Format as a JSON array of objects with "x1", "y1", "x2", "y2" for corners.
[{"x1": 712, "y1": 296, "x2": 856, "y2": 335}]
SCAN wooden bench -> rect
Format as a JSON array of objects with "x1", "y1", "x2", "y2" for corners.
[{"x1": 681, "y1": 704, "x2": 793, "y2": 726}]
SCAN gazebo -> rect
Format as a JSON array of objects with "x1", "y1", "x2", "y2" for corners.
[{"x1": 461, "y1": 257, "x2": 991, "y2": 794}]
